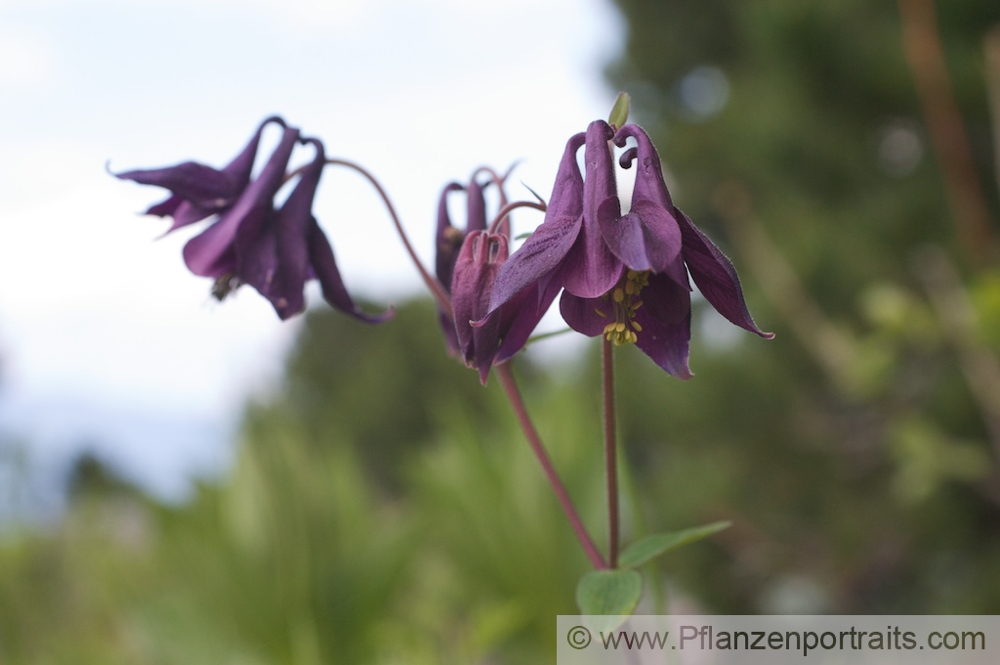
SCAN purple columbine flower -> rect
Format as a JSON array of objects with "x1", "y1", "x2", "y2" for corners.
[
  {"x1": 235, "y1": 137, "x2": 392, "y2": 322},
  {"x1": 440, "y1": 168, "x2": 556, "y2": 382},
  {"x1": 488, "y1": 119, "x2": 771, "y2": 378},
  {"x1": 434, "y1": 167, "x2": 524, "y2": 359},
  {"x1": 451, "y1": 230, "x2": 555, "y2": 384},
  {"x1": 116, "y1": 118, "x2": 390, "y2": 323}
]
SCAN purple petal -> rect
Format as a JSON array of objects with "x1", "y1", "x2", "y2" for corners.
[
  {"x1": 183, "y1": 125, "x2": 300, "y2": 277},
  {"x1": 488, "y1": 213, "x2": 581, "y2": 312},
  {"x1": 614, "y1": 124, "x2": 674, "y2": 209},
  {"x1": 167, "y1": 200, "x2": 217, "y2": 232},
  {"x1": 493, "y1": 276, "x2": 562, "y2": 364},
  {"x1": 238, "y1": 139, "x2": 326, "y2": 319},
  {"x1": 145, "y1": 194, "x2": 183, "y2": 218},
  {"x1": 220, "y1": 115, "x2": 281, "y2": 193},
  {"x1": 633, "y1": 273, "x2": 694, "y2": 379},
  {"x1": 168, "y1": 116, "x2": 283, "y2": 233},
  {"x1": 465, "y1": 176, "x2": 488, "y2": 233},
  {"x1": 308, "y1": 217, "x2": 393, "y2": 324},
  {"x1": 609, "y1": 201, "x2": 689, "y2": 288},
  {"x1": 560, "y1": 272, "x2": 694, "y2": 379},
  {"x1": 451, "y1": 231, "x2": 509, "y2": 383},
  {"x1": 582, "y1": 120, "x2": 617, "y2": 232},
  {"x1": 676, "y1": 209, "x2": 773, "y2": 338},
  {"x1": 116, "y1": 116, "x2": 284, "y2": 233},
  {"x1": 434, "y1": 181, "x2": 465, "y2": 290},
  {"x1": 545, "y1": 132, "x2": 586, "y2": 220},
  {"x1": 552, "y1": 120, "x2": 626, "y2": 299},
  {"x1": 486, "y1": 132, "x2": 585, "y2": 311},
  {"x1": 117, "y1": 161, "x2": 235, "y2": 210},
  {"x1": 558, "y1": 290, "x2": 614, "y2": 337},
  {"x1": 557, "y1": 226, "x2": 624, "y2": 299}
]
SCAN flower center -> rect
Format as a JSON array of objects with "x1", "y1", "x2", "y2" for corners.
[{"x1": 598, "y1": 270, "x2": 648, "y2": 346}]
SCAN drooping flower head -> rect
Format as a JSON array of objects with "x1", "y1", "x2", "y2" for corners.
[
  {"x1": 434, "y1": 173, "x2": 493, "y2": 355},
  {"x1": 236, "y1": 136, "x2": 392, "y2": 322},
  {"x1": 451, "y1": 229, "x2": 557, "y2": 384},
  {"x1": 438, "y1": 167, "x2": 556, "y2": 382},
  {"x1": 487, "y1": 119, "x2": 771, "y2": 378},
  {"x1": 115, "y1": 117, "x2": 391, "y2": 323}
]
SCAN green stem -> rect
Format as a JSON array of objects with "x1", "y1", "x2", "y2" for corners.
[
  {"x1": 603, "y1": 338, "x2": 620, "y2": 569},
  {"x1": 496, "y1": 363, "x2": 608, "y2": 570}
]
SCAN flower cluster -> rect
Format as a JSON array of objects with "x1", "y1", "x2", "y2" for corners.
[
  {"x1": 116, "y1": 113, "x2": 769, "y2": 382},
  {"x1": 114, "y1": 116, "x2": 390, "y2": 323}
]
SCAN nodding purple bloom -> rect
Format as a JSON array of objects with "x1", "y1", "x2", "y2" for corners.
[
  {"x1": 488, "y1": 119, "x2": 772, "y2": 378},
  {"x1": 116, "y1": 118, "x2": 390, "y2": 323},
  {"x1": 451, "y1": 230, "x2": 556, "y2": 384},
  {"x1": 434, "y1": 168, "x2": 518, "y2": 357},
  {"x1": 439, "y1": 168, "x2": 556, "y2": 382},
  {"x1": 234, "y1": 137, "x2": 392, "y2": 322}
]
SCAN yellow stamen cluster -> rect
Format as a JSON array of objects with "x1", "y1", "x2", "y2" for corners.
[{"x1": 596, "y1": 270, "x2": 649, "y2": 346}]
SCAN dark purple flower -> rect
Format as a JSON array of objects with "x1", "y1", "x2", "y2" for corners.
[
  {"x1": 181, "y1": 122, "x2": 300, "y2": 280},
  {"x1": 116, "y1": 118, "x2": 390, "y2": 323},
  {"x1": 437, "y1": 167, "x2": 557, "y2": 382},
  {"x1": 434, "y1": 168, "x2": 516, "y2": 357},
  {"x1": 488, "y1": 119, "x2": 771, "y2": 378},
  {"x1": 451, "y1": 230, "x2": 556, "y2": 384},
  {"x1": 235, "y1": 137, "x2": 392, "y2": 322}
]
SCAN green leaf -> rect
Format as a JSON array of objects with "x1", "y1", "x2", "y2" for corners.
[
  {"x1": 575, "y1": 569, "x2": 643, "y2": 618},
  {"x1": 607, "y1": 92, "x2": 631, "y2": 128},
  {"x1": 618, "y1": 521, "x2": 731, "y2": 569}
]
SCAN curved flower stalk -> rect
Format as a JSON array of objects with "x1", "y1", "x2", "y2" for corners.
[
  {"x1": 114, "y1": 117, "x2": 391, "y2": 322},
  {"x1": 486, "y1": 119, "x2": 772, "y2": 378}
]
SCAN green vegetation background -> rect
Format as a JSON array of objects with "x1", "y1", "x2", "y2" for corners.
[{"x1": 3, "y1": 0, "x2": 1000, "y2": 662}]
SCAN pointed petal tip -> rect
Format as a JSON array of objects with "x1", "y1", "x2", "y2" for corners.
[
  {"x1": 352, "y1": 303, "x2": 396, "y2": 324},
  {"x1": 274, "y1": 303, "x2": 307, "y2": 321}
]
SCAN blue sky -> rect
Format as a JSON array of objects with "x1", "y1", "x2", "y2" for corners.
[{"x1": 0, "y1": 0, "x2": 623, "y2": 502}]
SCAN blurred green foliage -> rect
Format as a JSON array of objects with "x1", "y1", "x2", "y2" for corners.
[{"x1": 3, "y1": 0, "x2": 1000, "y2": 662}]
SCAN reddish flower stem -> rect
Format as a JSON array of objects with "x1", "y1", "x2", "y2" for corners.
[
  {"x1": 602, "y1": 338, "x2": 620, "y2": 569},
  {"x1": 496, "y1": 362, "x2": 608, "y2": 570},
  {"x1": 324, "y1": 158, "x2": 453, "y2": 319},
  {"x1": 487, "y1": 200, "x2": 547, "y2": 234}
]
